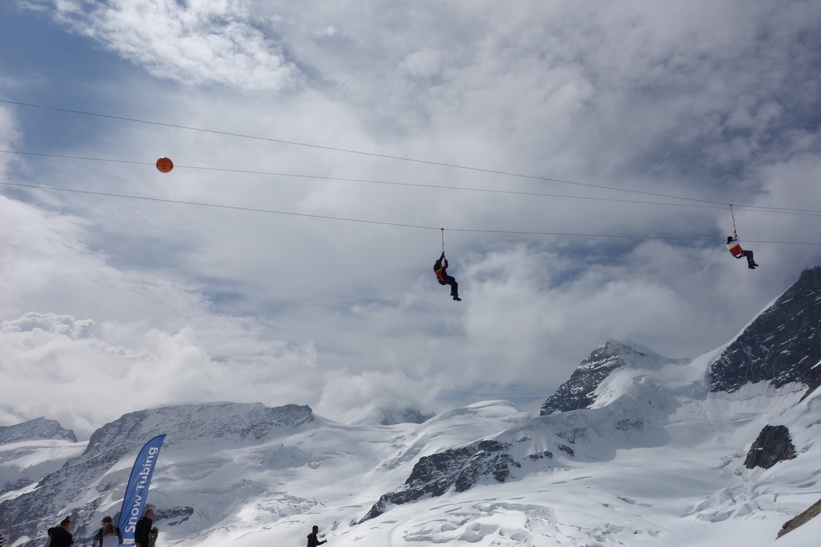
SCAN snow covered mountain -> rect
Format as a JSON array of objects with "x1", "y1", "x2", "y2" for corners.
[
  {"x1": 0, "y1": 418, "x2": 76, "y2": 445},
  {"x1": 0, "y1": 419, "x2": 83, "y2": 506},
  {"x1": 539, "y1": 339, "x2": 685, "y2": 414},
  {"x1": 1, "y1": 267, "x2": 820, "y2": 546},
  {"x1": 709, "y1": 266, "x2": 821, "y2": 395}
]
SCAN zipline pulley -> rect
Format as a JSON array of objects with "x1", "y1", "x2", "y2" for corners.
[{"x1": 441, "y1": 228, "x2": 445, "y2": 255}]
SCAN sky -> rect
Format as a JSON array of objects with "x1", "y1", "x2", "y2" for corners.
[{"x1": 0, "y1": 0, "x2": 820, "y2": 438}]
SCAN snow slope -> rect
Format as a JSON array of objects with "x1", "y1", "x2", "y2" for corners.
[
  {"x1": 2, "y1": 268, "x2": 820, "y2": 546},
  {"x1": 347, "y1": 356, "x2": 819, "y2": 546},
  {"x1": 0, "y1": 439, "x2": 86, "y2": 504},
  {"x1": 0, "y1": 383, "x2": 817, "y2": 546}
]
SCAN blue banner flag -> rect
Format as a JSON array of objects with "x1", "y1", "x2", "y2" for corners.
[{"x1": 117, "y1": 434, "x2": 166, "y2": 546}]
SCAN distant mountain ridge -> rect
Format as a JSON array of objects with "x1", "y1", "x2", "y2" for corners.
[
  {"x1": 0, "y1": 418, "x2": 83, "y2": 501},
  {"x1": 0, "y1": 417, "x2": 77, "y2": 444}
]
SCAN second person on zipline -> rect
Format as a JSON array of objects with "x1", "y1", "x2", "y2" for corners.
[{"x1": 434, "y1": 252, "x2": 461, "y2": 301}]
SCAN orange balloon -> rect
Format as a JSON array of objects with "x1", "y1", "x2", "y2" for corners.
[{"x1": 156, "y1": 157, "x2": 174, "y2": 173}]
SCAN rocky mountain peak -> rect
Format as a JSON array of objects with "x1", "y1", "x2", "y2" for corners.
[
  {"x1": 709, "y1": 266, "x2": 821, "y2": 395},
  {"x1": 540, "y1": 340, "x2": 668, "y2": 415}
]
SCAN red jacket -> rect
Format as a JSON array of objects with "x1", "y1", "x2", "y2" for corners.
[
  {"x1": 434, "y1": 257, "x2": 448, "y2": 284},
  {"x1": 727, "y1": 239, "x2": 745, "y2": 258}
]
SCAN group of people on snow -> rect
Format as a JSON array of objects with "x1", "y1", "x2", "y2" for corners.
[
  {"x1": 41, "y1": 510, "x2": 322, "y2": 547},
  {"x1": 43, "y1": 510, "x2": 157, "y2": 547}
]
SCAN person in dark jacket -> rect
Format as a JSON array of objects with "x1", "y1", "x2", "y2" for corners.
[
  {"x1": 135, "y1": 508, "x2": 154, "y2": 547},
  {"x1": 48, "y1": 517, "x2": 74, "y2": 547},
  {"x1": 434, "y1": 252, "x2": 461, "y2": 301},
  {"x1": 93, "y1": 515, "x2": 123, "y2": 547},
  {"x1": 306, "y1": 525, "x2": 327, "y2": 547}
]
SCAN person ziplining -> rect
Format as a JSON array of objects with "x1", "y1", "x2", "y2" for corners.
[
  {"x1": 434, "y1": 229, "x2": 461, "y2": 301},
  {"x1": 726, "y1": 205, "x2": 759, "y2": 270}
]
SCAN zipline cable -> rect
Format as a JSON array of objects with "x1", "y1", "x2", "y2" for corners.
[
  {"x1": 0, "y1": 99, "x2": 754, "y2": 208},
  {"x1": 3, "y1": 149, "x2": 821, "y2": 217},
  {"x1": 3, "y1": 180, "x2": 820, "y2": 246}
]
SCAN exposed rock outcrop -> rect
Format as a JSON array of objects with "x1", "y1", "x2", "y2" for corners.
[
  {"x1": 358, "y1": 440, "x2": 518, "y2": 522},
  {"x1": 743, "y1": 424, "x2": 796, "y2": 469},
  {"x1": 777, "y1": 498, "x2": 821, "y2": 538}
]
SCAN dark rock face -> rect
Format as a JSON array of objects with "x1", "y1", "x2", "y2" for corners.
[
  {"x1": 541, "y1": 340, "x2": 648, "y2": 415},
  {"x1": 744, "y1": 425, "x2": 797, "y2": 469},
  {"x1": 0, "y1": 417, "x2": 77, "y2": 443},
  {"x1": 156, "y1": 506, "x2": 195, "y2": 527},
  {"x1": 357, "y1": 397, "x2": 661, "y2": 524},
  {"x1": 359, "y1": 440, "x2": 519, "y2": 522},
  {"x1": 710, "y1": 267, "x2": 821, "y2": 393},
  {"x1": 778, "y1": 498, "x2": 821, "y2": 538}
]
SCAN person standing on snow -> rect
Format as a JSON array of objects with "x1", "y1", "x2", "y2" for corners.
[
  {"x1": 100, "y1": 524, "x2": 119, "y2": 547},
  {"x1": 48, "y1": 518, "x2": 74, "y2": 547},
  {"x1": 93, "y1": 515, "x2": 122, "y2": 547},
  {"x1": 306, "y1": 525, "x2": 327, "y2": 547},
  {"x1": 135, "y1": 508, "x2": 154, "y2": 547}
]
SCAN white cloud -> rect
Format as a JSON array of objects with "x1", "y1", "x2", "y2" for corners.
[
  {"x1": 25, "y1": 0, "x2": 304, "y2": 91},
  {"x1": 2, "y1": 0, "x2": 820, "y2": 435},
  {"x1": 400, "y1": 49, "x2": 442, "y2": 80},
  {"x1": 0, "y1": 107, "x2": 22, "y2": 178}
]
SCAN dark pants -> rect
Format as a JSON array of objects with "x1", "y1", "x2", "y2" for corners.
[
  {"x1": 739, "y1": 249, "x2": 755, "y2": 265},
  {"x1": 440, "y1": 275, "x2": 458, "y2": 296}
]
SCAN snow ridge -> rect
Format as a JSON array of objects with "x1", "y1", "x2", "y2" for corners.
[{"x1": 0, "y1": 417, "x2": 77, "y2": 444}]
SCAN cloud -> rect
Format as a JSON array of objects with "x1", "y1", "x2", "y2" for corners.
[
  {"x1": 23, "y1": 0, "x2": 304, "y2": 92},
  {"x1": 2, "y1": 313, "x2": 96, "y2": 339},
  {"x1": 0, "y1": 309, "x2": 325, "y2": 440},
  {"x1": 0, "y1": 106, "x2": 22, "y2": 177},
  {"x1": 2, "y1": 0, "x2": 820, "y2": 435}
]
